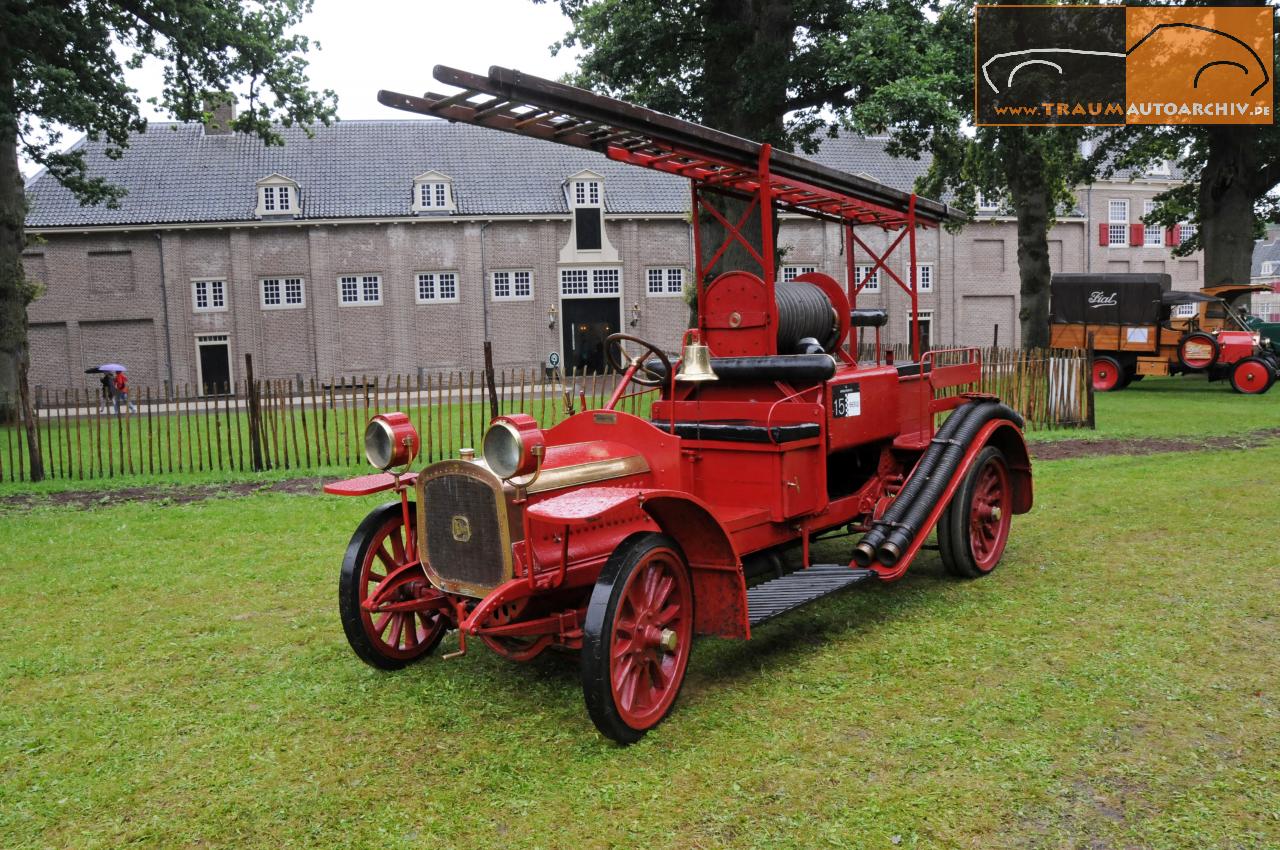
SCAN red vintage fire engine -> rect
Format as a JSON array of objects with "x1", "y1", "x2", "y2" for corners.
[{"x1": 324, "y1": 66, "x2": 1034, "y2": 743}]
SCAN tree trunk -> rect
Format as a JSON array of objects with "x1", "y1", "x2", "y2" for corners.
[
  {"x1": 1006, "y1": 145, "x2": 1052, "y2": 350},
  {"x1": 1199, "y1": 126, "x2": 1260, "y2": 289},
  {"x1": 0, "y1": 83, "x2": 43, "y2": 480},
  {"x1": 691, "y1": 0, "x2": 793, "y2": 299}
]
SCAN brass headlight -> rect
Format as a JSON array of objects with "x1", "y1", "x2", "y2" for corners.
[
  {"x1": 482, "y1": 414, "x2": 545, "y2": 480},
  {"x1": 364, "y1": 412, "x2": 419, "y2": 470}
]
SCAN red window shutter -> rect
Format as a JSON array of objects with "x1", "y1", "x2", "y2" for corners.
[
  {"x1": 1130, "y1": 223, "x2": 1144, "y2": 246},
  {"x1": 1172, "y1": 224, "x2": 1183, "y2": 245},
  {"x1": 1098, "y1": 223, "x2": 1109, "y2": 246}
]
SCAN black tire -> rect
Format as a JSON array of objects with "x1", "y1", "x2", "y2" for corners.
[
  {"x1": 938, "y1": 446, "x2": 1013, "y2": 579},
  {"x1": 1177, "y1": 331, "x2": 1219, "y2": 372},
  {"x1": 339, "y1": 501, "x2": 446, "y2": 670},
  {"x1": 581, "y1": 533, "x2": 694, "y2": 744}
]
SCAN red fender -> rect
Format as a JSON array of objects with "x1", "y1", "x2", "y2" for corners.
[
  {"x1": 522, "y1": 486, "x2": 748, "y2": 639},
  {"x1": 871, "y1": 418, "x2": 1031, "y2": 582}
]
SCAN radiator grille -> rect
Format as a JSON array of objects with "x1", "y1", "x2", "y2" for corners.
[{"x1": 417, "y1": 461, "x2": 512, "y2": 597}]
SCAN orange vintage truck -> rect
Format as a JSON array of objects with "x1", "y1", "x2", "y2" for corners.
[{"x1": 1050, "y1": 274, "x2": 1278, "y2": 394}]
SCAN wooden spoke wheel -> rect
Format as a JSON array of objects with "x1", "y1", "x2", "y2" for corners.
[
  {"x1": 1230, "y1": 357, "x2": 1275, "y2": 395},
  {"x1": 1091, "y1": 356, "x2": 1124, "y2": 392},
  {"x1": 581, "y1": 533, "x2": 694, "y2": 744},
  {"x1": 339, "y1": 502, "x2": 447, "y2": 670},
  {"x1": 938, "y1": 446, "x2": 1013, "y2": 578}
]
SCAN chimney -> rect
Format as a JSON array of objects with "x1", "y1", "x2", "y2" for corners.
[{"x1": 203, "y1": 95, "x2": 236, "y2": 136}]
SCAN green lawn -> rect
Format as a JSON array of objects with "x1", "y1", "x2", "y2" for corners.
[
  {"x1": 1, "y1": 444, "x2": 1276, "y2": 848},
  {"x1": 1035, "y1": 373, "x2": 1280, "y2": 442}
]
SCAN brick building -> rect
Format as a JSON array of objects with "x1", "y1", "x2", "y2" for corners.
[{"x1": 21, "y1": 117, "x2": 1199, "y2": 394}]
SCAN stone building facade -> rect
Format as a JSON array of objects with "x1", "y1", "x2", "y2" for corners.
[{"x1": 22, "y1": 119, "x2": 1199, "y2": 394}]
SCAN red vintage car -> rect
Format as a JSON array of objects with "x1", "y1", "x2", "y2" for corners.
[{"x1": 325, "y1": 66, "x2": 1034, "y2": 743}]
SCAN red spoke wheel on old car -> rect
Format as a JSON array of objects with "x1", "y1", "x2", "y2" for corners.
[
  {"x1": 581, "y1": 533, "x2": 694, "y2": 744},
  {"x1": 1091, "y1": 356, "x2": 1125, "y2": 392},
  {"x1": 339, "y1": 501, "x2": 447, "y2": 670},
  {"x1": 938, "y1": 446, "x2": 1013, "y2": 578},
  {"x1": 1229, "y1": 357, "x2": 1276, "y2": 394}
]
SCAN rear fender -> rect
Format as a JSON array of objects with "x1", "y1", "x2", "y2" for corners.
[{"x1": 983, "y1": 422, "x2": 1033, "y2": 515}]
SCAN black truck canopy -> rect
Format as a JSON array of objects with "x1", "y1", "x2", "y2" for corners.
[{"x1": 1050, "y1": 273, "x2": 1172, "y2": 325}]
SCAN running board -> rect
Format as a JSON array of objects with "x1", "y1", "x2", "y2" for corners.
[{"x1": 747, "y1": 564, "x2": 877, "y2": 626}]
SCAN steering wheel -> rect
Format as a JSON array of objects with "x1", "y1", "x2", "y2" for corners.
[{"x1": 604, "y1": 333, "x2": 672, "y2": 387}]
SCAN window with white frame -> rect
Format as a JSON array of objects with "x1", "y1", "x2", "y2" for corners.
[
  {"x1": 1143, "y1": 200, "x2": 1164, "y2": 246},
  {"x1": 560, "y1": 268, "x2": 589, "y2": 296},
  {"x1": 1262, "y1": 261, "x2": 1279, "y2": 276},
  {"x1": 193, "y1": 279, "x2": 226, "y2": 312},
  {"x1": 1108, "y1": 199, "x2": 1129, "y2": 246},
  {"x1": 976, "y1": 192, "x2": 1000, "y2": 212},
  {"x1": 416, "y1": 271, "x2": 459, "y2": 303},
  {"x1": 592, "y1": 268, "x2": 620, "y2": 294},
  {"x1": 917, "y1": 263, "x2": 934, "y2": 293},
  {"x1": 1171, "y1": 303, "x2": 1197, "y2": 319},
  {"x1": 255, "y1": 176, "x2": 300, "y2": 217},
  {"x1": 492, "y1": 270, "x2": 533, "y2": 300},
  {"x1": 338, "y1": 274, "x2": 382, "y2": 305},
  {"x1": 261, "y1": 277, "x2": 305, "y2": 309},
  {"x1": 1181, "y1": 222, "x2": 1198, "y2": 241},
  {"x1": 646, "y1": 267, "x2": 685, "y2": 296},
  {"x1": 573, "y1": 179, "x2": 601, "y2": 206},
  {"x1": 560, "y1": 267, "x2": 621, "y2": 296},
  {"x1": 411, "y1": 171, "x2": 455, "y2": 212},
  {"x1": 854, "y1": 264, "x2": 881, "y2": 292},
  {"x1": 781, "y1": 265, "x2": 816, "y2": 283}
]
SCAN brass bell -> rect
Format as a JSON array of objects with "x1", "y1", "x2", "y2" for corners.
[{"x1": 675, "y1": 340, "x2": 718, "y2": 382}]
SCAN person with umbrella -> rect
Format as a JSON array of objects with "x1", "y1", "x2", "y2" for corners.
[
  {"x1": 88, "y1": 363, "x2": 136, "y2": 414},
  {"x1": 112, "y1": 367, "x2": 137, "y2": 414},
  {"x1": 87, "y1": 367, "x2": 115, "y2": 413}
]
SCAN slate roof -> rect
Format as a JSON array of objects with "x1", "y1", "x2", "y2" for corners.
[
  {"x1": 24, "y1": 120, "x2": 934, "y2": 228},
  {"x1": 1250, "y1": 237, "x2": 1280, "y2": 278}
]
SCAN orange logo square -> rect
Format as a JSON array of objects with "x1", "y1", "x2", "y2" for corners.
[{"x1": 1126, "y1": 6, "x2": 1273, "y2": 124}]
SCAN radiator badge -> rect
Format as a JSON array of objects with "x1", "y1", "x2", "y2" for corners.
[{"x1": 450, "y1": 515, "x2": 472, "y2": 543}]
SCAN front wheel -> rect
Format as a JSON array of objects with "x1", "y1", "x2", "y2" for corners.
[
  {"x1": 339, "y1": 501, "x2": 447, "y2": 670},
  {"x1": 1230, "y1": 357, "x2": 1276, "y2": 395},
  {"x1": 581, "y1": 533, "x2": 694, "y2": 744},
  {"x1": 938, "y1": 446, "x2": 1013, "y2": 578}
]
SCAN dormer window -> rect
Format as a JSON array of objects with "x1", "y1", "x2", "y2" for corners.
[
  {"x1": 255, "y1": 174, "x2": 301, "y2": 218},
  {"x1": 412, "y1": 171, "x2": 455, "y2": 213},
  {"x1": 567, "y1": 171, "x2": 605, "y2": 252},
  {"x1": 573, "y1": 178, "x2": 601, "y2": 206}
]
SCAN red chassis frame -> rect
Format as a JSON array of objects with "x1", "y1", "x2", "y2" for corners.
[{"x1": 323, "y1": 65, "x2": 1033, "y2": 741}]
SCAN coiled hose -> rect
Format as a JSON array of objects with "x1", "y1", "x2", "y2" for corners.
[
  {"x1": 851, "y1": 400, "x2": 985, "y2": 567},
  {"x1": 875, "y1": 401, "x2": 1024, "y2": 566}
]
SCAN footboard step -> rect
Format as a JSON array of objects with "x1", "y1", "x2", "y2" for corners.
[{"x1": 747, "y1": 564, "x2": 876, "y2": 626}]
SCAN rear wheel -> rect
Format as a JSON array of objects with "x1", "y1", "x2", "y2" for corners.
[
  {"x1": 938, "y1": 446, "x2": 1013, "y2": 578},
  {"x1": 1230, "y1": 357, "x2": 1276, "y2": 395},
  {"x1": 1091, "y1": 356, "x2": 1124, "y2": 392},
  {"x1": 339, "y1": 501, "x2": 447, "y2": 670},
  {"x1": 581, "y1": 533, "x2": 694, "y2": 744}
]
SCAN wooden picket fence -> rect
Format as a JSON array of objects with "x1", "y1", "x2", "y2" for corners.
[{"x1": 1, "y1": 348, "x2": 1090, "y2": 484}]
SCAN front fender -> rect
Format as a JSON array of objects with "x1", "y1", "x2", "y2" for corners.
[{"x1": 526, "y1": 487, "x2": 749, "y2": 639}]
